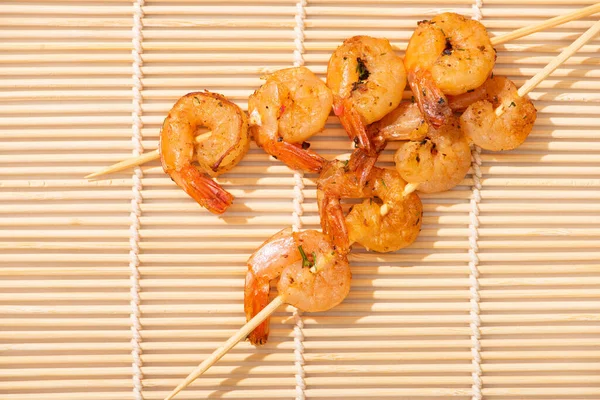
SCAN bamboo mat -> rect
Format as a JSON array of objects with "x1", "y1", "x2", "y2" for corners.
[{"x1": 2, "y1": 1, "x2": 600, "y2": 399}]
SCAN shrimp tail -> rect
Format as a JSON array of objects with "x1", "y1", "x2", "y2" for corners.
[
  {"x1": 366, "y1": 117, "x2": 389, "y2": 153},
  {"x1": 244, "y1": 272, "x2": 271, "y2": 345},
  {"x1": 174, "y1": 165, "x2": 234, "y2": 214},
  {"x1": 318, "y1": 192, "x2": 350, "y2": 253},
  {"x1": 348, "y1": 148, "x2": 378, "y2": 188},
  {"x1": 326, "y1": 199, "x2": 350, "y2": 252},
  {"x1": 316, "y1": 149, "x2": 376, "y2": 253},
  {"x1": 267, "y1": 141, "x2": 326, "y2": 173},
  {"x1": 370, "y1": 127, "x2": 388, "y2": 153},
  {"x1": 336, "y1": 98, "x2": 375, "y2": 156},
  {"x1": 407, "y1": 69, "x2": 452, "y2": 128}
]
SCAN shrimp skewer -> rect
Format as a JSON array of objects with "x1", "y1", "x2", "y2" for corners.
[
  {"x1": 327, "y1": 36, "x2": 407, "y2": 155},
  {"x1": 391, "y1": 19, "x2": 600, "y2": 193},
  {"x1": 160, "y1": 91, "x2": 250, "y2": 214},
  {"x1": 459, "y1": 19, "x2": 600, "y2": 151},
  {"x1": 164, "y1": 228, "x2": 351, "y2": 400},
  {"x1": 249, "y1": 67, "x2": 332, "y2": 173},
  {"x1": 87, "y1": 5, "x2": 600, "y2": 180},
  {"x1": 245, "y1": 228, "x2": 351, "y2": 344}
]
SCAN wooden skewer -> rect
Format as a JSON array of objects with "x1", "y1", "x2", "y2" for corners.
[
  {"x1": 496, "y1": 18, "x2": 600, "y2": 116},
  {"x1": 517, "y1": 19, "x2": 600, "y2": 98},
  {"x1": 163, "y1": 295, "x2": 284, "y2": 400},
  {"x1": 490, "y1": 3, "x2": 600, "y2": 46},
  {"x1": 84, "y1": 131, "x2": 212, "y2": 179}
]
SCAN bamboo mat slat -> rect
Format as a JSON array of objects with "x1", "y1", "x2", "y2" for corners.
[{"x1": 2, "y1": 1, "x2": 600, "y2": 400}]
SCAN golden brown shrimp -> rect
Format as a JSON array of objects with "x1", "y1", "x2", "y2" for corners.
[
  {"x1": 327, "y1": 36, "x2": 407, "y2": 155},
  {"x1": 346, "y1": 168, "x2": 422, "y2": 253},
  {"x1": 459, "y1": 76, "x2": 537, "y2": 151},
  {"x1": 317, "y1": 150, "x2": 422, "y2": 253},
  {"x1": 394, "y1": 117, "x2": 471, "y2": 193},
  {"x1": 248, "y1": 67, "x2": 332, "y2": 173},
  {"x1": 245, "y1": 228, "x2": 351, "y2": 345},
  {"x1": 370, "y1": 101, "x2": 429, "y2": 151},
  {"x1": 404, "y1": 13, "x2": 495, "y2": 127},
  {"x1": 160, "y1": 91, "x2": 249, "y2": 214}
]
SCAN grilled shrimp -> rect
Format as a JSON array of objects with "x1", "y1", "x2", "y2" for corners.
[
  {"x1": 160, "y1": 91, "x2": 250, "y2": 214},
  {"x1": 317, "y1": 150, "x2": 422, "y2": 253},
  {"x1": 404, "y1": 13, "x2": 495, "y2": 127},
  {"x1": 346, "y1": 168, "x2": 422, "y2": 253},
  {"x1": 327, "y1": 36, "x2": 407, "y2": 155},
  {"x1": 248, "y1": 67, "x2": 331, "y2": 173},
  {"x1": 245, "y1": 228, "x2": 351, "y2": 345},
  {"x1": 370, "y1": 102, "x2": 469, "y2": 194},
  {"x1": 459, "y1": 76, "x2": 537, "y2": 151},
  {"x1": 394, "y1": 117, "x2": 471, "y2": 193}
]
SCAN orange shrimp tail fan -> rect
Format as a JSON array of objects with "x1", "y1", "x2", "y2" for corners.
[
  {"x1": 244, "y1": 273, "x2": 271, "y2": 345},
  {"x1": 335, "y1": 98, "x2": 375, "y2": 156},
  {"x1": 325, "y1": 198, "x2": 350, "y2": 253},
  {"x1": 407, "y1": 69, "x2": 452, "y2": 128},
  {"x1": 268, "y1": 141, "x2": 326, "y2": 173},
  {"x1": 176, "y1": 165, "x2": 234, "y2": 214},
  {"x1": 317, "y1": 191, "x2": 350, "y2": 254},
  {"x1": 348, "y1": 148, "x2": 378, "y2": 188}
]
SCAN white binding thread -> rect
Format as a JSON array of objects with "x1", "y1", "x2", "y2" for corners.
[
  {"x1": 130, "y1": 0, "x2": 144, "y2": 399},
  {"x1": 469, "y1": 3, "x2": 484, "y2": 399},
  {"x1": 468, "y1": 146, "x2": 483, "y2": 400},
  {"x1": 292, "y1": 167, "x2": 306, "y2": 400},
  {"x1": 472, "y1": 0, "x2": 483, "y2": 22},
  {"x1": 292, "y1": 1, "x2": 307, "y2": 399}
]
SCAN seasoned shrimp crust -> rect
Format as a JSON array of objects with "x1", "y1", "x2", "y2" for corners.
[
  {"x1": 160, "y1": 91, "x2": 249, "y2": 214},
  {"x1": 459, "y1": 76, "x2": 537, "y2": 151},
  {"x1": 249, "y1": 66, "x2": 331, "y2": 173},
  {"x1": 245, "y1": 228, "x2": 351, "y2": 345},
  {"x1": 327, "y1": 36, "x2": 407, "y2": 154},
  {"x1": 405, "y1": 13, "x2": 495, "y2": 96}
]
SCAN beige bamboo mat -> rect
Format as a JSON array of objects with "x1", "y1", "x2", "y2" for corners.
[{"x1": 2, "y1": 0, "x2": 600, "y2": 399}]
